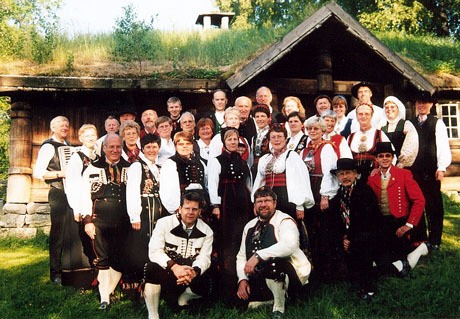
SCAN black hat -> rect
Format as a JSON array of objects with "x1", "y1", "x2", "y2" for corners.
[
  {"x1": 117, "y1": 105, "x2": 137, "y2": 117},
  {"x1": 314, "y1": 94, "x2": 332, "y2": 106},
  {"x1": 351, "y1": 81, "x2": 375, "y2": 99},
  {"x1": 374, "y1": 142, "x2": 395, "y2": 156},
  {"x1": 414, "y1": 91, "x2": 436, "y2": 103},
  {"x1": 140, "y1": 133, "x2": 161, "y2": 149},
  {"x1": 330, "y1": 158, "x2": 357, "y2": 175}
]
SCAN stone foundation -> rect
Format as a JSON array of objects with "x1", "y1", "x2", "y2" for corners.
[{"x1": 0, "y1": 202, "x2": 50, "y2": 238}]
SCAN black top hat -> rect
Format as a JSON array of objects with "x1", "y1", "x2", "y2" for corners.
[
  {"x1": 373, "y1": 142, "x2": 395, "y2": 155},
  {"x1": 351, "y1": 81, "x2": 375, "y2": 99},
  {"x1": 413, "y1": 91, "x2": 436, "y2": 103},
  {"x1": 330, "y1": 158, "x2": 357, "y2": 175}
]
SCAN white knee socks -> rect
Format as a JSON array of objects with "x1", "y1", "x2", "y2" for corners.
[
  {"x1": 407, "y1": 242, "x2": 429, "y2": 269},
  {"x1": 97, "y1": 269, "x2": 110, "y2": 303},
  {"x1": 108, "y1": 267, "x2": 121, "y2": 295},
  {"x1": 177, "y1": 287, "x2": 201, "y2": 306},
  {"x1": 266, "y1": 277, "x2": 288, "y2": 314},
  {"x1": 144, "y1": 283, "x2": 161, "y2": 319}
]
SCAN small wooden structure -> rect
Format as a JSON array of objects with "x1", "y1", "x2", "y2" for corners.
[
  {"x1": 196, "y1": 12, "x2": 235, "y2": 29},
  {"x1": 0, "y1": 2, "x2": 459, "y2": 236}
]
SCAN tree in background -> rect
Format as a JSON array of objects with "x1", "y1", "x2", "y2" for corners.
[
  {"x1": 358, "y1": 0, "x2": 431, "y2": 34},
  {"x1": 215, "y1": 0, "x2": 320, "y2": 28},
  {"x1": 336, "y1": 0, "x2": 460, "y2": 38},
  {"x1": 216, "y1": 0, "x2": 460, "y2": 38},
  {"x1": 112, "y1": 4, "x2": 158, "y2": 74},
  {"x1": 0, "y1": 0, "x2": 61, "y2": 63}
]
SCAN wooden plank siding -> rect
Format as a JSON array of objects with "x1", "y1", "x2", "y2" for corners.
[{"x1": 0, "y1": 75, "x2": 223, "y2": 93}]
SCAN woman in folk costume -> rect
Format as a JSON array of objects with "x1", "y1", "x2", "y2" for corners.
[
  {"x1": 120, "y1": 120, "x2": 142, "y2": 163},
  {"x1": 252, "y1": 124, "x2": 314, "y2": 221},
  {"x1": 286, "y1": 111, "x2": 308, "y2": 154},
  {"x1": 208, "y1": 107, "x2": 252, "y2": 167},
  {"x1": 124, "y1": 134, "x2": 164, "y2": 297},
  {"x1": 381, "y1": 96, "x2": 419, "y2": 168},
  {"x1": 208, "y1": 127, "x2": 253, "y2": 298},
  {"x1": 321, "y1": 110, "x2": 352, "y2": 159},
  {"x1": 332, "y1": 95, "x2": 352, "y2": 139},
  {"x1": 160, "y1": 131, "x2": 209, "y2": 217},
  {"x1": 64, "y1": 124, "x2": 99, "y2": 287},
  {"x1": 250, "y1": 104, "x2": 272, "y2": 181},
  {"x1": 196, "y1": 117, "x2": 215, "y2": 164},
  {"x1": 280, "y1": 96, "x2": 306, "y2": 136},
  {"x1": 301, "y1": 117, "x2": 339, "y2": 281}
]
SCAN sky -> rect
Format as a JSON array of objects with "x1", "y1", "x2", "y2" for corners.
[{"x1": 57, "y1": 0, "x2": 218, "y2": 35}]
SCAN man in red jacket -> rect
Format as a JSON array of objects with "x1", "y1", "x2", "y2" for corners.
[{"x1": 368, "y1": 142, "x2": 430, "y2": 277}]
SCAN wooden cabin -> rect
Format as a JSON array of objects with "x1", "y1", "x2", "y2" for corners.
[{"x1": 0, "y1": 2, "x2": 459, "y2": 236}]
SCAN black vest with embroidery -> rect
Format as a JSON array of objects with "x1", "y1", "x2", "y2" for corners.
[
  {"x1": 77, "y1": 151, "x2": 97, "y2": 174},
  {"x1": 245, "y1": 221, "x2": 277, "y2": 260},
  {"x1": 42, "y1": 138, "x2": 69, "y2": 188},
  {"x1": 169, "y1": 154, "x2": 206, "y2": 191},
  {"x1": 138, "y1": 158, "x2": 160, "y2": 196},
  {"x1": 410, "y1": 115, "x2": 438, "y2": 179},
  {"x1": 90, "y1": 157, "x2": 130, "y2": 201},
  {"x1": 216, "y1": 151, "x2": 249, "y2": 196},
  {"x1": 382, "y1": 119, "x2": 405, "y2": 158}
]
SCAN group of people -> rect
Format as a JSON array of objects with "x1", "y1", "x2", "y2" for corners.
[{"x1": 33, "y1": 82, "x2": 451, "y2": 318}]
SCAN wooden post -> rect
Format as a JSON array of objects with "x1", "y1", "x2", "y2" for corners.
[
  {"x1": 203, "y1": 16, "x2": 211, "y2": 29},
  {"x1": 221, "y1": 16, "x2": 229, "y2": 29},
  {"x1": 7, "y1": 101, "x2": 32, "y2": 203},
  {"x1": 316, "y1": 49, "x2": 334, "y2": 93}
]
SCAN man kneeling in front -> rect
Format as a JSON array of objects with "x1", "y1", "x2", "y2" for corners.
[
  {"x1": 143, "y1": 190, "x2": 214, "y2": 319},
  {"x1": 236, "y1": 186, "x2": 311, "y2": 319}
]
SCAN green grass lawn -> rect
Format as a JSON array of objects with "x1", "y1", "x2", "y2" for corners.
[{"x1": 1, "y1": 194, "x2": 459, "y2": 319}]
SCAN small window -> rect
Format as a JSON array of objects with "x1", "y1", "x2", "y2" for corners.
[{"x1": 437, "y1": 102, "x2": 460, "y2": 139}]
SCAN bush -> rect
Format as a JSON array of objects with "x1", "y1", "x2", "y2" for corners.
[{"x1": 112, "y1": 4, "x2": 158, "y2": 73}]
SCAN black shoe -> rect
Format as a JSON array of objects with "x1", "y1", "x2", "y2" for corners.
[
  {"x1": 425, "y1": 242, "x2": 439, "y2": 253},
  {"x1": 358, "y1": 290, "x2": 375, "y2": 301},
  {"x1": 398, "y1": 260, "x2": 411, "y2": 278},
  {"x1": 273, "y1": 311, "x2": 284, "y2": 319},
  {"x1": 99, "y1": 302, "x2": 110, "y2": 310},
  {"x1": 51, "y1": 274, "x2": 62, "y2": 285}
]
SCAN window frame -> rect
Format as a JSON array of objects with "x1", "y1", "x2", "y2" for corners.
[{"x1": 436, "y1": 101, "x2": 460, "y2": 139}]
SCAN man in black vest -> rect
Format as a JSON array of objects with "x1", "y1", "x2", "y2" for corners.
[
  {"x1": 33, "y1": 116, "x2": 72, "y2": 284},
  {"x1": 410, "y1": 91, "x2": 451, "y2": 249},
  {"x1": 81, "y1": 134, "x2": 131, "y2": 310},
  {"x1": 236, "y1": 187, "x2": 311, "y2": 319}
]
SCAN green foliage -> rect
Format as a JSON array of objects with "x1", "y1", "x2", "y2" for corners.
[
  {"x1": 0, "y1": 0, "x2": 61, "y2": 63},
  {"x1": 154, "y1": 27, "x2": 283, "y2": 70},
  {"x1": 215, "y1": 0, "x2": 321, "y2": 29},
  {"x1": 64, "y1": 51, "x2": 74, "y2": 73},
  {"x1": 112, "y1": 4, "x2": 158, "y2": 73},
  {"x1": 337, "y1": 0, "x2": 460, "y2": 39},
  {"x1": 359, "y1": 0, "x2": 431, "y2": 34},
  {"x1": 377, "y1": 31, "x2": 460, "y2": 74}
]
